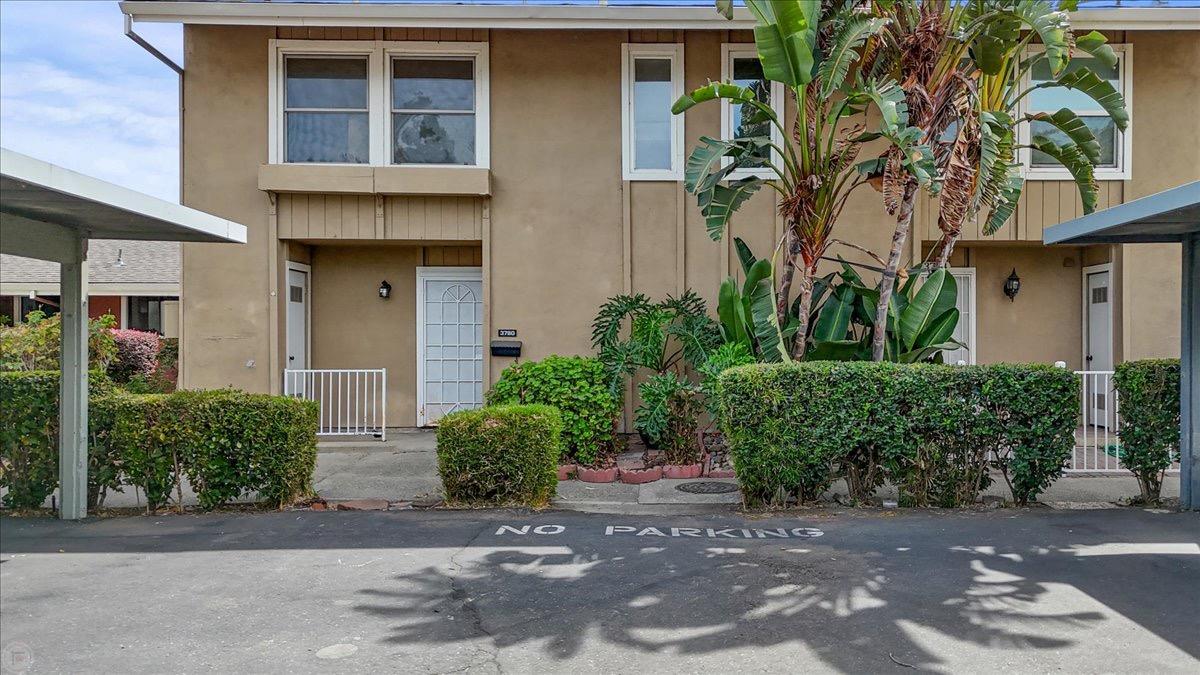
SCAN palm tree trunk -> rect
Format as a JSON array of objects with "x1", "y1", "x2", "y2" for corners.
[
  {"x1": 775, "y1": 226, "x2": 797, "y2": 327},
  {"x1": 934, "y1": 233, "x2": 957, "y2": 269},
  {"x1": 871, "y1": 181, "x2": 919, "y2": 361},
  {"x1": 790, "y1": 272, "x2": 814, "y2": 360}
]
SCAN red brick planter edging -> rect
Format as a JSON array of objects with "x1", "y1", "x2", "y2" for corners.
[
  {"x1": 557, "y1": 464, "x2": 578, "y2": 481},
  {"x1": 577, "y1": 466, "x2": 619, "y2": 483},
  {"x1": 663, "y1": 463, "x2": 702, "y2": 480},
  {"x1": 619, "y1": 466, "x2": 662, "y2": 484}
]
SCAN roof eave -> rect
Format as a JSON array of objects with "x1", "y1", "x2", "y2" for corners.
[{"x1": 119, "y1": 2, "x2": 1200, "y2": 31}]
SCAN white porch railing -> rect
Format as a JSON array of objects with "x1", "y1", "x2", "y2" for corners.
[
  {"x1": 283, "y1": 369, "x2": 387, "y2": 440},
  {"x1": 1072, "y1": 370, "x2": 1124, "y2": 473}
]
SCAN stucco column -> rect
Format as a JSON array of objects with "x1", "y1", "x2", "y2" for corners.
[
  {"x1": 59, "y1": 238, "x2": 89, "y2": 520},
  {"x1": 1181, "y1": 233, "x2": 1199, "y2": 511}
]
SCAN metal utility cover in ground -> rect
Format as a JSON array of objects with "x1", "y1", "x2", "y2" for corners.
[
  {"x1": 1045, "y1": 180, "x2": 1200, "y2": 510},
  {"x1": 0, "y1": 148, "x2": 247, "y2": 520}
]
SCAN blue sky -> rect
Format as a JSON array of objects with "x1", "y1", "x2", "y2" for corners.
[{"x1": 0, "y1": 1, "x2": 182, "y2": 200}]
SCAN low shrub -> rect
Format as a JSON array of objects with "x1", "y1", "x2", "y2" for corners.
[
  {"x1": 486, "y1": 355, "x2": 618, "y2": 466},
  {"x1": 436, "y1": 405, "x2": 561, "y2": 506},
  {"x1": 717, "y1": 362, "x2": 1078, "y2": 507},
  {"x1": 108, "y1": 329, "x2": 161, "y2": 383},
  {"x1": 0, "y1": 371, "x2": 113, "y2": 509},
  {"x1": 1114, "y1": 359, "x2": 1180, "y2": 503},
  {"x1": 0, "y1": 376, "x2": 318, "y2": 512}
]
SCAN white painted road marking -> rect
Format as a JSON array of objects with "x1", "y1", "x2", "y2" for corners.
[{"x1": 1068, "y1": 542, "x2": 1200, "y2": 556}]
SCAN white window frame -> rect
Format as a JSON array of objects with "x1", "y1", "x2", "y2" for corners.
[
  {"x1": 621, "y1": 43, "x2": 685, "y2": 181},
  {"x1": 1019, "y1": 43, "x2": 1132, "y2": 181},
  {"x1": 386, "y1": 41, "x2": 490, "y2": 169},
  {"x1": 948, "y1": 267, "x2": 977, "y2": 365},
  {"x1": 268, "y1": 39, "x2": 489, "y2": 169},
  {"x1": 720, "y1": 44, "x2": 784, "y2": 181}
]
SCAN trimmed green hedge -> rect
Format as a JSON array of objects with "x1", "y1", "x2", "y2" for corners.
[
  {"x1": 1114, "y1": 359, "x2": 1180, "y2": 503},
  {"x1": 436, "y1": 405, "x2": 561, "y2": 506},
  {"x1": 486, "y1": 355, "x2": 618, "y2": 466},
  {"x1": 1, "y1": 371, "x2": 318, "y2": 512},
  {"x1": 0, "y1": 371, "x2": 114, "y2": 509},
  {"x1": 717, "y1": 362, "x2": 1078, "y2": 507}
]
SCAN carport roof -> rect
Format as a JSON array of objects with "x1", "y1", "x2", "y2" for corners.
[
  {"x1": 1043, "y1": 181, "x2": 1200, "y2": 245},
  {"x1": 0, "y1": 148, "x2": 246, "y2": 244}
]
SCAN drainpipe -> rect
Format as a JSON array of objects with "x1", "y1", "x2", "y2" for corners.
[{"x1": 124, "y1": 13, "x2": 188, "y2": 387}]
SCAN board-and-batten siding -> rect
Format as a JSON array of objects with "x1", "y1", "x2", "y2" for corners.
[
  {"x1": 276, "y1": 194, "x2": 484, "y2": 241},
  {"x1": 920, "y1": 180, "x2": 1124, "y2": 243},
  {"x1": 275, "y1": 27, "x2": 489, "y2": 41}
]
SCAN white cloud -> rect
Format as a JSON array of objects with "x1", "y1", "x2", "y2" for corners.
[{"x1": 0, "y1": 1, "x2": 181, "y2": 200}]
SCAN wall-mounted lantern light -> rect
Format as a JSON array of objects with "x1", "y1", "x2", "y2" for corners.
[
  {"x1": 1003, "y1": 268, "x2": 1021, "y2": 302},
  {"x1": 378, "y1": 280, "x2": 392, "y2": 299}
]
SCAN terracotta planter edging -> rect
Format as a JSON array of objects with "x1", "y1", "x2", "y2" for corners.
[
  {"x1": 663, "y1": 463, "x2": 702, "y2": 480},
  {"x1": 557, "y1": 464, "x2": 578, "y2": 481},
  {"x1": 577, "y1": 466, "x2": 619, "y2": 483},
  {"x1": 620, "y1": 466, "x2": 662, "y2": 484}
]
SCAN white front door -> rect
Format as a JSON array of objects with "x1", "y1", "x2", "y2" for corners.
[
  {"x1": 1084, "y1": 266, "x2": 1114, "y2": 426},
  {"x1": 417, "y1": 267, "x2": 483, "y2": 426},
  {"x1": 286, "y1": 265, "x2": 309, "y2": 370}
]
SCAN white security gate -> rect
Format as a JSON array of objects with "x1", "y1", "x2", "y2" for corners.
[
  {"x1": 1073, "y1": 370, "x2": 1122, "y2": 472},
  {"x1": 417, "y1": 267, "x2": 483, "y2": 426},
  {"x1": 283, "y1": 369, "x2": 386, "y2": 439}
]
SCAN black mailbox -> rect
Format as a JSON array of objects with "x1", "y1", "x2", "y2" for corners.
[{"x1": 490, "y1": 340, "x2": 522, "y2": 357}]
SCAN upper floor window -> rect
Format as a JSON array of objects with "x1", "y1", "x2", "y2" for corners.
[
  {"x1": 392, "y1": 58, "x2": 477, "y2": 165},
  {"x1": 270, "y1": 40, "x2": 489, "y2": 168},
  {"x1": 1022, "y1": 45, "x2": 1131, "y2": 180},
  {"x1": 284, "y1": 56, "x2": 370, "y2": 164},
  {"x1": 622, "y1": 43, "x2": 684, "y2": 181},
  {"x1": 722, "y1": 45, "x2": 784, "y2": 180}
]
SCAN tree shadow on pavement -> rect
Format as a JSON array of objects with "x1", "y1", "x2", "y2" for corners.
[{"x1": 352, "y1": 535, "x2": 1160, "y2": 672}]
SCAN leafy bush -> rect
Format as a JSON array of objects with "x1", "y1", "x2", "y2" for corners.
[
  {"x1": 486, "y1": 355, "x2": 618, "y2": 466},
  {"x1": 0, "y1": 371, "x2": 113, "y2": 509},
  {"x1": 717, "y1": 362, "x2": 1078, "y2": 507},
  {"x1": 436, "y1": 405, "x2": 561, "y2": 506},
  {"x1": 635, "y1": 372, "x2": 703, "y2": 465},
  {"x1": 0, "y1": 311, "x2": 118, "y2": 372},
  {"x1": 0, "y1": 376, "x2": 318, "y2": 512},
  {"x1": 1114, "y1": 359, "x2": 1180, "y2": 503},
  {"x1": 108, "y1": 329, "x2": 161, "y2": 383}
]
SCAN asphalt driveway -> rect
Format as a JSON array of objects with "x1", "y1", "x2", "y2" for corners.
[{"x1": 1, "y1": 507, "x2": 1197, "y2": 673}]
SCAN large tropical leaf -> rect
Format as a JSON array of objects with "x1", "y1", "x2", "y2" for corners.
[
  {"x1": 898, "y1": 269, "x2": 957, "y2": 351},
  {"x1": 983, "y1": 168, "x2": 1024, "y2": 235},
  {"x1": 1030, "y1": 134, "x2": 1098, "y2": 213},
  {"x1": 672, "y1": 81, "x2": 765, "y2": 116},
  {"x1": 806, "y1": 339, "x2": 864, "y2": 362},
  {"x1": 1013, "y1": 2, "x2": 1072, "y2": 77},
  {"x1": 733, "y1": 237, "x2": 757, "y2": 276},
  {"x1": 1033, "y1": 68, "x2": 1129, "y2": 131},
  {"x1": 698, "y1": 177, "x2": 764, "y2": 240},
  {"x1": 742, "y1": 258, "x2": 772, "y2": 298},
  {"x1": 914, "y1": 308, "x2": 960, "y2": 350},
  {"x1": 817, "y1": 16, "x2": 890, "y2": 99},
  {"x1": 1074, "y1": 31, "x2": 1118, "y2": 69},
  {"x1": 717, "y1": 277, "x2": 751, "y2": 347},
  {"x1": 684, "y1": 136, "x2": 767, "y2": 194},
  {"x1": 1025, "y1": 108, "x2": 1101, "y2": 164},
  {"x1": 744, "y1": 0, "x2": 816, "y2": 86},
  {"x1": 745, "y1": 269, "x2": 789, "y2": 363},
  {"x1": 812, "y1": 285, "x2": 854, "y2": 342},
  {"x1": 972, "y1": 14, "x2": 1020, "y2": 76}
]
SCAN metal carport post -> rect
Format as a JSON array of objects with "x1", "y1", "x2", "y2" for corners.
[
  {"x1": 1045, "y1": 181, "x2": 1200, "y2": 510},
  {"x1": 0, "y1": 149, "x2": 247, "y2": 519}
]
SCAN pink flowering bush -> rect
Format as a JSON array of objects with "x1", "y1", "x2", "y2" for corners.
[{"x1": 108, "y1": 329, "x2": 161, "y2": 383}]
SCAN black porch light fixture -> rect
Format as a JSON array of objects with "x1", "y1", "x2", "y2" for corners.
[
  {"x1": 1003, "y1": 268, "x2": 1021, "y2": 302},
  {"x1": 378, "y1": 280, "x2": 392, "y2": 299}
]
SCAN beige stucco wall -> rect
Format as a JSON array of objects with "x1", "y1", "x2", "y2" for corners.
[
  {"x1": 178, "y1": 25, "x2": 1200, "y2": 426},
  {"x1": 1117, "y1": 32, "x2": 1200, "y2": 361}
]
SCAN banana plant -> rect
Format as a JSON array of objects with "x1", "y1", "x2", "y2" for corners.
[
  {"x1": 860, "y1": 0, "x2": 1129, "y2": 361},
  {"x1": 673, "y1": 0, "x2": 935, "y2": 359},
  {"x1": 806, "y1": 267, "x2": 963, "y2": 364},
  {"x1": 716, "y1": 238, "x2": 790, "y2": 363}
]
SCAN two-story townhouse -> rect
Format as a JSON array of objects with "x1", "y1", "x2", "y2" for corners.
[{"x1": 119, "y1": 0, "x2": 1200, "y2": 428}]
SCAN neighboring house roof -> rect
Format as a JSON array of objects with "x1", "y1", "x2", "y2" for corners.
[
  {"x1": 1, "y1": 240, "x2": 181, "y2": 294},
  {"x1": 120, "y1": 0, "x2": 1200, "y2": 30}
]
